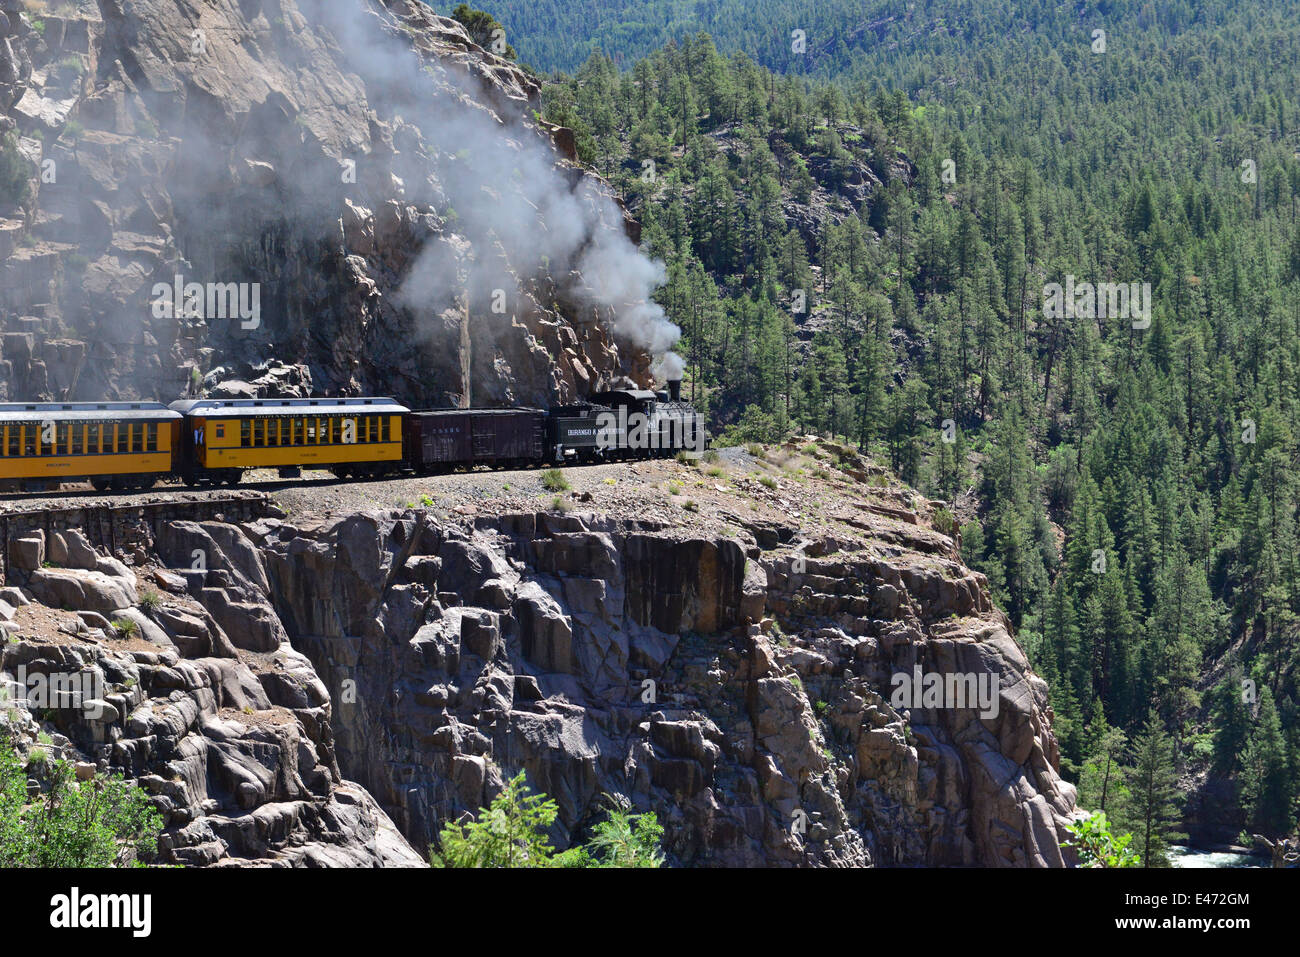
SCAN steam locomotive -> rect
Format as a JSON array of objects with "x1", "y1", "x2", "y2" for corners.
[{"x1": 0, "y1": 382, "x2": 707, "y2": 492}]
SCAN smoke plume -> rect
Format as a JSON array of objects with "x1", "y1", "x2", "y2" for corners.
[{"x1": 307, "y1": 1, "x2": 682, "y2": 373}]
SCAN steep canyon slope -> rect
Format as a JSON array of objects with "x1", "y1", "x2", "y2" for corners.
[
  {"x1": 0, "y1": 444, "x2": 1080, "y2": 866},
  {"x1": 0, "y1": 0, "x2": 665, "y2": 406}
]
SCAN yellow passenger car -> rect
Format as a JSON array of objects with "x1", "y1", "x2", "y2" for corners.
[
  {"x1": 168, "y1": 397, "x2": 408, "y2": 484},
  {"x1": 0, "y1": 402, "x2": 182, "y2": 491}
]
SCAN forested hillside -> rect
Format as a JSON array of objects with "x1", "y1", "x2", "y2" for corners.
[
  {"x1": 513, "y1": 0, "x2": 1300, "y2": 856},
  {"x1": 444, "y1": 0, "x2": 1273, "y2": 78}
]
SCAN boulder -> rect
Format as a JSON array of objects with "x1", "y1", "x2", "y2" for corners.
[
  {"x1": 9, "y1": 533, "x2": 43, "y2": 571},
  {"x1": 26, "y1": 567, "x2": 137, "y2": 614}
]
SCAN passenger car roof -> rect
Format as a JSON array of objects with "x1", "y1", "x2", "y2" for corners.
[
  {"x1": 0, "y1": 402, "x2": 182, "y2": 423},
  {"x1": 170, "y1": 397, "x2": 409, "y2": 417}
]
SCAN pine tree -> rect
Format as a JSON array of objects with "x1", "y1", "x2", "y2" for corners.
[
  {"x1": 1240, "y1": 688, "x2": 1297, "y2": 837},
  {"x1": 1122, "y1": 712, "x2": 1187, "y2": 867}
]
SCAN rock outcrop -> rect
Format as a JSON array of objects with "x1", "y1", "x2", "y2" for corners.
[
  {"x1": 0, "y1": 0, "x2": 656, "y2": 406},
  {"x1": 0, "y1": 475, "x2": 1076, "y2": 866},
  {"x1": 247, "y1": 506, "x2": 1075, "y2": 866},
  {"x1": 1, "y1": 525, "x2": 422, "y2": 866}
]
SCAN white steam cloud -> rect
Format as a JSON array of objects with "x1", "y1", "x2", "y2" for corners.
[{"x1": 307, "y1": 1, "x2": 682, "y2": 378}]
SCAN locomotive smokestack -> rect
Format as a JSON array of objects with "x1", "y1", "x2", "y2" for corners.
[{"x1": 668, "y1": 379, "x2": 681, "y2": 402}]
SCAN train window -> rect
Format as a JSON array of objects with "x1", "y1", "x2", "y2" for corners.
[
  {"x1": 146, "y1": 423, "x2": 158, "y2": 452},
  {"x1": 240, "y1": 420, "x2": 250, "y2": 447},
  {"x1": 70, "y1": 424, "x2": 83, "y2": 455},
  {"x1": 87, "y1": 424, "x2": 99, "y2": 454},
  {"x1": 23, "y1": 425, "x2": 35, "y2": 456},
  {"x1": 381, "y1": 416, "x2": 390, "y2": 442},
  {"x1": 56, "y1": 423, "x2": 67, "y2": 455},
  {"x1": 132, "y1": 423, "x2": 144, "y2": 453},
  {"x1": 215, "y1": 424, "x2": 225, "y2": 440}
]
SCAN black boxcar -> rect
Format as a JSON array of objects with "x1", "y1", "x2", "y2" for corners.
[{"x1": 405, "y1": 408, "x2": 546, "y2": 471}]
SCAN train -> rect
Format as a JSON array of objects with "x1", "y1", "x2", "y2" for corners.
[{"x1": 0, "y1": 381, "x2": 707, "y2": 492}]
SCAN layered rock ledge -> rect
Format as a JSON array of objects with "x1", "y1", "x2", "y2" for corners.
[{"x1": 0, "y1": 446, "x2": 1078, "y2": 866}]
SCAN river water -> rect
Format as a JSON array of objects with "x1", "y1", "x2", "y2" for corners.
[{"x1": 1168, "y1": 845, "x2": 1264, "y2": 868}]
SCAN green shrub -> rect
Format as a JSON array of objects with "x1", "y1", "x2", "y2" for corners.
[
  {"x1": 573, "y1": 808, "x2": 665, "y2": 868},
  {"x1": 111, "y1": 617, "x2": 138, "y2": 638},
  {"x1": 1064, "y1": 812, "x2": 1140, "y2": 868},
  {"x1": 429, "y1": 771, "x2": 664, "y2": 868},
  {"x1": 540, "y1": 468, "x2": 570, "y2": 492},
  {"x1": 931, "y1": 507, "x2": 958, "y2": 538},
  {"x1": 0, "y1": 134, "x2": 31, "y2": 209},
  {"x1": 0, "y1": 733, "x2": 162, "y2": 867},
  {"x1": 716, "y1": 404, "x2": 789, "y2": 447}
]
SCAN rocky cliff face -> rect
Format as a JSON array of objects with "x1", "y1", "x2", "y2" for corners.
[
  {"x1": 0, "y1": 452, "x2": 1079, "y2": 866},
  {"x1": 0, "y1": 0, "x2": 660, "y2": 406}
]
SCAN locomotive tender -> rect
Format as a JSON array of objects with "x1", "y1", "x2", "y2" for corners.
[{"x1": 0, "y1": 380, "x2": 706, "y2": 492}]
